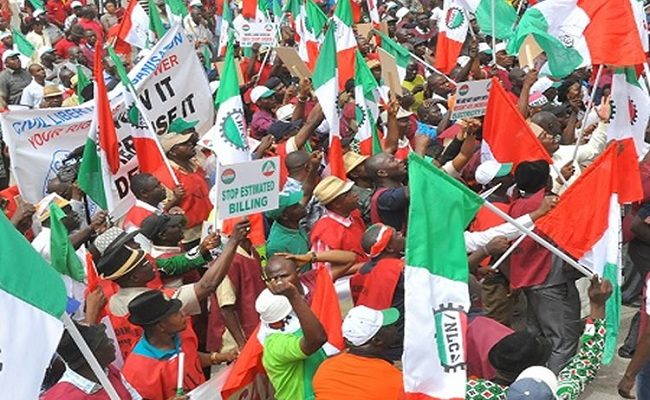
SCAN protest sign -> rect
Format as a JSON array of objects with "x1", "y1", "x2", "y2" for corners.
[
  {"x1": 449, "y1": 79, "x2": 492, "y2": 120},
  {"x1": 215, "y1": 60, "x2": 245, "y2": 86},
  {"x1": 377, "y1": 48, "x2": 402, "y2": 96},
  {"x1": 236, "y1": 21, "x2": 276, "y2": 48},
  {"x1": 275, "y1": 47, "x2": 312, "y2": 79},
  {"x1": 518, "y1": 34, "x2": 543, "y2": 70},
  {"x1": 128, "y1": 24, "x2": 215, "y2": 135},
  {"x1": 216, "y1": 157, "x2": 280, "y2": 220}
]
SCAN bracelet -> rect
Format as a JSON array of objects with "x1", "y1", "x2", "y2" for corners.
[
  {"x1": 210, "y1": 352, "x2": 219, "y2": 364},
  {"x1": 310, "y1": 251, "x2": 318, "y2": 263}
]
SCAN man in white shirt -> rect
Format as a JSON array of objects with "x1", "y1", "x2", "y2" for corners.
[{"x1": 19, "y1": 63, "x2": 51, "y2": 107}]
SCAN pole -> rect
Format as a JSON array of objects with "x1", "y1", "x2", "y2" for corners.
[
  {"x1": 408, "y1": 50, "x2": 457, "y2": 85},
  {"x1": 176, "y1": 352, "x2": 185, "y2": 395},
  {"x1": 479, "y1": 182, "x2": 502, "y2": 199},
  {"x1": 482, "y1": 200, "x2": 594, "y2": 277},
  {"x1": 62, "y1": 314, "x2": 121, "y2": 400},
  {"x1": 491, "y1": 0, "x2": 497, "y2": 65},
  {"x1": 571, "y1": 64, "x2": 604, "y2": 162},
  {"x1": 490, "y1": 234, "x2": 525, "y2": 270}
]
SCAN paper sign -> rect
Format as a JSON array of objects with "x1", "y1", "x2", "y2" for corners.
[
  {"x1": 357, "y1": 23, "x2": 374, "y2": 39},
  {"x1": 237, "y1": 21, "x2": 276, "y2": 47},
  {"x1": 275, "y1": 47, "x2": 312, "y2": 79},
  {"x1": 217, "y1": 157, "x2": 280, "y2": 220},
  {"x1": 449, "y1": 79, "x2": 492, "y2": 120},
  {"x1": 518, "y1": 34, "x2": 543, "y2": 70},
  {"x1": 377, "y1": 47, "x2": 402, "y2": 96},
  {"x1": 216, "y1": 60, "x2": 244, "y2": 85}
]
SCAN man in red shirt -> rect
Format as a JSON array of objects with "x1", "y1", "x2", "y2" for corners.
[
  {"x1": 46, "y1": 0, "x2": 69, "y2": 28},
  {"x1": 161, "y1": 119, "x2": 212, "y2": 245},
  {"x1": 311, "y1": 176, "x2": 367, "y2": 263},
  {"x1": 122, "y1": 173, "x2": 183, "y2": 232},
  {"x1": 77, "y1": 6, "x2": 104, "y2": 43},
  {"x1": 54, "y1": 24, "x2": 84, "y2": 58}
]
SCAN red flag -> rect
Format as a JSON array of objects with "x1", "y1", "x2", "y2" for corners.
[
  {"x1": 220, "y1": 325, "x2": 265, "y2": 399},
  {"x1": 242, "y1": 0, "x2": 257, "y2": 19},
  {"x1": 579, "y1": 0, "x2": 646, "y2": 66},
  {"x1": 536, "y1": 139, "x2": 643, "y2": 260},
  {"x1": 482, "y1": 78, "x2": 553, "y2": 168},
  {"x1": 93, "y1": 43, "x2": 120, "y2": 174}
]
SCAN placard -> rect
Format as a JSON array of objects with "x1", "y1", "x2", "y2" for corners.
[
  {"x1": 449, "y1": 79, "x2": 492, "y2": 120},
  {"x1": 217, "y1": 157, "x2": 280, "y2": 220},
  {"x1": 275, "y1": 47, "x2": 312, "y2": 79},
  {"x1": 238, "y1": 22, "x2": 276, "y2": 47},
  {"x1": 377, "y1": 47, "x2": 403, "y2": 96}
]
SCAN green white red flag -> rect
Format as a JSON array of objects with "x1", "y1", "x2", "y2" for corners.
[
  {"x1": 354, "y1": 51, "x2": 382, "y2": 156},
  {"x1": 435, "y1": 0, "x2": 470, "y2": 74},
  {"x1": 404, "y1": 153, "x2": 483, "y2": 399},
  {"x1": 608, "y1": 68, "x2": 650, "y2": 156},
  {"x1": 333, "y1": 0, "x2": 357, "y2": 90},
  {"x1": 117, "y1": 0, "x2": 152, "y2": 49}
]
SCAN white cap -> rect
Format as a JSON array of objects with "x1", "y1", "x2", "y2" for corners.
[
  {"x1": 507, "y1": 366, "x2": 559, "y2": 400},
  {"x1": 478, "y1": 42, "x2": 492, "y2": 54},
  {"x1": 457, "y1": 55, "x2": 471, "y2": 68},
  {"x1": 396, "y1": 7, "x2": 410, "y2": 20},
  {"x1": 189, "y1": 0, "x2": 203, "y2": 7},
  {"x1": 70, "y1": 1, "x2": 83, "y2": 8},
  {"x1": 0, "y1": 31, "x2": 11, "y2": 40},
  {"x1": 2, "y1": 50, "x2": 20, "y2": 65},
  {"x1": 530, "y1": 76, "x2": 554, "y2": 94},
  {"x1": 38, "y1": 46, "x2": 55, "y2": 59},
  {"x1": 342, "y1": 306, "x2": 399, "y2": 346},
  {"x1": 475, "y1": 160, "x2": 513, "y2": 186},
  {"x1": 33, "y1": 9, "x2": 46, "y2": 18},
  {"x1": 255, "y1": 289, "x2": 292, "y2": 324},
  {"x1": 250, "y1": 85, "x2": 276, "y2": 104},
  {"x1": 276, "y1": 104, "x2": 295, "y2": 122},
  {"x1": 385, "y1": 1, "x2": 399, "y2": 10},
  {"x1": 494, "y1": 42, "x2": 507, "y2": 54}
]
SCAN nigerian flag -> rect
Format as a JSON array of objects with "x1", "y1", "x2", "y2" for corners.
[
  {"x1": 608, "y1": 67, "x2": 650, "y2": 156},
  {"x1": 12, "y1": 29, "x2": 35, "y2": 58},
  {"x1": 374, "y1": 29, "x2": 411, "y2": 81},
  {"x1": 403, "y1": 153, "x2": 482, "y2": 398},
  {"x1": 460, "y1": 0, "x2": 517, "y2": 40},
  {"x1": 0, "y1": 212, "x2": 67, "y2": 399},
  {"x1": 353, "y1": 51, "x2": 381, "y2": 156},
  {"x1": 209, "y1": 38, "x2": 251, "y2": 165}
]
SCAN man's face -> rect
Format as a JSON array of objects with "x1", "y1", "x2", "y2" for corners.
[
  {"x1": 4, "y1": 55, "x2": 21, "y2": 70},
  {"x1": 416, "y1": 14, "x2": 429, "y2": 29},
  {"x1": 379, "y1": 153, "x2": 407, "y2": 180},
  {"x1": 388, "y1": 229, "x2": 405, "y2": 254},
  {"x1": 265, "y1": 259, "x2": 300, "y2": 289},
  {"x1": 95, "y1": 328, "x2": 117, "y2": 368},
  {"x1": 282, "y1": 203, "x2": 307, "y2": 223},
  {"x1": 371, "y1": 66, "x2": 382, "y2": 82},
  {"x1": 405, "y1": 63, "x2": 418, "y2": 81},
  {"x1": 30, "y1": 64, "x2": 46, "y2": 81},
  {"x1": 159, "y1": 311, "x2": 187, "y2": 334},
  {"x1": 144, "y1": 177, "x2": 167, "y2": 204},
  {"x1": 495, "y1": 50, "x2": 514, "y2": 68},
  {"x1": 85, "y1": 31, "x2": 97, "y2": 46},
  {"x1": 160, "y1": 223, "x2": 184, "y2": 245},
  {"x1": 357, "y1": 38, "x2": 370, "y2": 55},
  {"x1": 427, "y1": 75, "x2": 452, "y2": 97},
  {"x1": 331, "y1": 189, "x2": 359, "y2": 214},
  {"x1": 1, "y1": 36, "x2": 13, "y2": 49},
  {"x1": 131, "y1": 258, "x2": 156, "y2": 284},
  {"x1": 105, "y1": 3, "x2": 116, "y2": 14},
  {"x1": 537, "y1": 129, "x2": 560, "y2": 155},
  {"x1": 61, "y1": 207, "x2": 81, "y2": 231},
  {"x1": 0, "y1": 17, "x2": 7, "y2": 31},
  {"x1": 171, "y1": 133, "x2": 198, "y2": 159},
  {"x1": 258, "y1": 96, "x2": 277, "y2": 111},
  {"x1": 33, "y1": 22, "x2": 44, "y2": 34},
  {"x1": 44, "y1": 95, "x2": 64, "y2": 108}
]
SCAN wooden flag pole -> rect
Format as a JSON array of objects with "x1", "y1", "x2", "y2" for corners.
[{"x1": 62, "y1": 314, "x2": 121, "y2": 400}]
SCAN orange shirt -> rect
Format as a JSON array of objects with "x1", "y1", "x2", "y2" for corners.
[{"x1": 313, "y1": 352, "x2": 404, "y2": 400}]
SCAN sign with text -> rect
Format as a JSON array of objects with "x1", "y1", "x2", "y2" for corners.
[
  {"x1": 449, "y1": 79, "x2": 492, "y2": 120},
  {"x1": 217, "y1": 157, "x2": 280, "y2": 220},
  {"x1": 238, "y1": 22, "x2": 276, "y2": 48}
]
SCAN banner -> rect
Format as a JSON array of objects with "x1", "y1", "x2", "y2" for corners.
[
  {"x1": 0, "y1": 26, "x2": 214, "y2": 214},
  {"x1": 236, "y1": 22, "x2": 276, "y2": 47},
  {"x1": 188, "y1": 365, "x2": 273, "y2": 399}
]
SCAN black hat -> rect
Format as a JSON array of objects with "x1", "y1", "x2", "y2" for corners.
[
  {"x1": 140, "y1": 214, "x2": 187, "y2": 240},
  {"x1": 96, "y1": 245, "x2": 148, "y2": 281},
  {"x1": 268, "y1": 120, "x2": 302, "y2": 140},
  {"x1": 488, "y1": 331, "x2": 552, "y2": 374},
  {"x1": 514, "y1": 160, "x2": 550, "y2": 194},
  {"x1": 128, "y1": 290, "x2": 182, "y2": 326},
  {"x1": 57, "y1": 322, "x2": 107, "y2": 369},
  {"x1": 264, "y1": 76, "x2": 283, "y2": 90}
]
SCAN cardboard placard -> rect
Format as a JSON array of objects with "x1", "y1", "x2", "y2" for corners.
[
  {"x1": 357, "y1": 23, "x2": 374, "y2": 39},
  {"x1": 274, "y1": 47, "x2": 312, "y2": 79},
  {"x1": 518, "y1": 34, "x2": 543, "y2": 70},
  {"x1": 377, "y1": 47, "x2": 403, "y2": 96},
  {"x1": 216, "y1": 60, "x2": 244, "y2": 86},
  {"x1": 449, "y1": 79, "x2": 492, "y2": 120}
]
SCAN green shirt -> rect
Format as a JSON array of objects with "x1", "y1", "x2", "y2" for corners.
[{"x1": 267, "y1": 222, "x2": 310, "y2": 271}]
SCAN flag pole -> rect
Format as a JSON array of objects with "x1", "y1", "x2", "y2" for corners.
[
  {"x1": 491, "y1": 0, "x2": 497, "y2": 65},
  {"x1": 481, "y1": 200, "x2": 594, "y2": 277},
  {"x1": 571, "y1": 64, "x2": 604, "y2": 163},
  {"x1": 489, "y1": 233, "x2": 525, "y2": 270},
  {"x1": 62, "y1": 314, "x2": 121, "y2": 400},
  {"x1": 408, "y1": 50, "x2": 457, "y2": 85}
]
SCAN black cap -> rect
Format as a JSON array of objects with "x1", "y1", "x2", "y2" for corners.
[
  {"x1": 96, "y1": 245, "x2": 147, "y2": 280},
  {"x1": 128, "y1": 290, "x2": 183, "y2": 326},
  {"x1": 264, "y1": 76, "x2": 283, "y2": 90},
  {"x1": 140, "y1": 214, "x2": 187, "y2": 240},
  {"x1": 488, "y1": 331, "x2": 552, "y2": 374},
  {"x1": 268, "y1": 120, "x2": 302, "y2": 140}
]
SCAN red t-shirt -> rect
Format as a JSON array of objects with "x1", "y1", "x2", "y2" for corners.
[
  {"x1": 310, "y1": 210, "x2": 368, "y2": 262},
  {"x1": 54, "y1": 38, "x2": 78, "y2": 58},
  {"x1": 78, "y1": 18, "x2": 104, "y2": 42}
]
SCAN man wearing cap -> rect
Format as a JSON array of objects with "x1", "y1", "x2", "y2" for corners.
[
  {"x1": 183, "y1": 0, "x2": 214, "y2": 48},
  {"x1": 40, "y1": 47, "x2": 61, "y2": 82},
  {"x1": 161, "y1": 119, "x2": 211, "y2": 245},
  {"x1": 19, "y1": 63, "x2": 51, "y2": 108},
  {"x1": 122, "y1": 290, "x2": 236, "y2": 399},
  {"x1": 344, "y1": 152, "x2": 374, "y2": 222},
  {"x1": 470, "y1": 160, "x2": 516, "y2": 325},
  {"x1": 0, "y1": 50, "x2": 31, "y2": 105},
  {"x1": 350, "y1": 223, "x2": 405, "y2": 361},
  {"x1": 41, "y1": 83, "x2": 65, "y2": 107},
  {"x1": 250, "y1": 84, "x2": 279, "y2": 139},
  {"x1": 311, "y1": 176, "x2": 368, "y2": 264},
  {"x1": 313, "y1": 306, "x2": 404, "y2": 399},
  {"x1": 266, "y1": 189, "x2": 310, "y2": 263},
  {"x1": 25, "y1": 17, "x2": 52, "y2": 59},
  {"x1": 255, "y1": 276, "x2": 327, "y2": 400},
  {"x1": 42, "y1": 321, "x2": 142, "y2": 399},
  {"x1": 467, "y1": 276, "x2": 612, "y2": 400},
  {"x1": 96, "y1": 220, "x2": 250, "y2": 358},
  {"x1": 64, "y1": 1, "x2": 84, "y2": 31}
]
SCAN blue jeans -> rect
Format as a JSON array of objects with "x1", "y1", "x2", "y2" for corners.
[{"x1": 637, "y1": 361, "x2": 650, "y2": 399}]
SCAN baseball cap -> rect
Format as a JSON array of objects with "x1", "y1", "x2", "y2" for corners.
[
  {"x1": 2, "y1": 50, "x2": 20, "y2": 65},
  {"x1": 168, "y1": 118, "x2": 198, "y2": 134},
  {"x1": 494, "y1": 42, "x2": 507, "y2": 54},
  {"x1": 189, "y1": 0, "x2": 203, "y2": 6},
  {"x1": 32, "y1": 9, "x2": 46, "y2": 18},
  {"x1": 251, "y1": 86, "x2": 276, "y2": 104},
  {"x1": 267, "y1": 120, "x2": 302, "y2": 140},
  {"x1": 475, "y1": 160, "x2": 513, "y2": 186},
  {"x1": 266, "y1": 189, "x2": 304, "y2": 219},
  {"x1": 255, "y1": 289, "x2": 293, "y2": 324},
  {"x1": 396, "y1": 7, "x2": 410, "y2": 20},
  {"x1": 478, "y1": 42, "x2": 492, "y2": 54},
  {"x1": 313, "y1": 176, "x2": 354, "y2": 205},
  {"x1": 276, "y1": 104, "x2": 295, "y2": 122},
  {"x1": 342, "y1": 306, "x2": 400, "y2": 346},
  {"x1": 0, "y1": 31, "x2": 12, "y2": 40},
  {"x1": 506, "y1": 366, "x2": 558, "y2": 400},
  {"x1": 71, "y1": 0, "x2": 83, "y2": 8}
]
